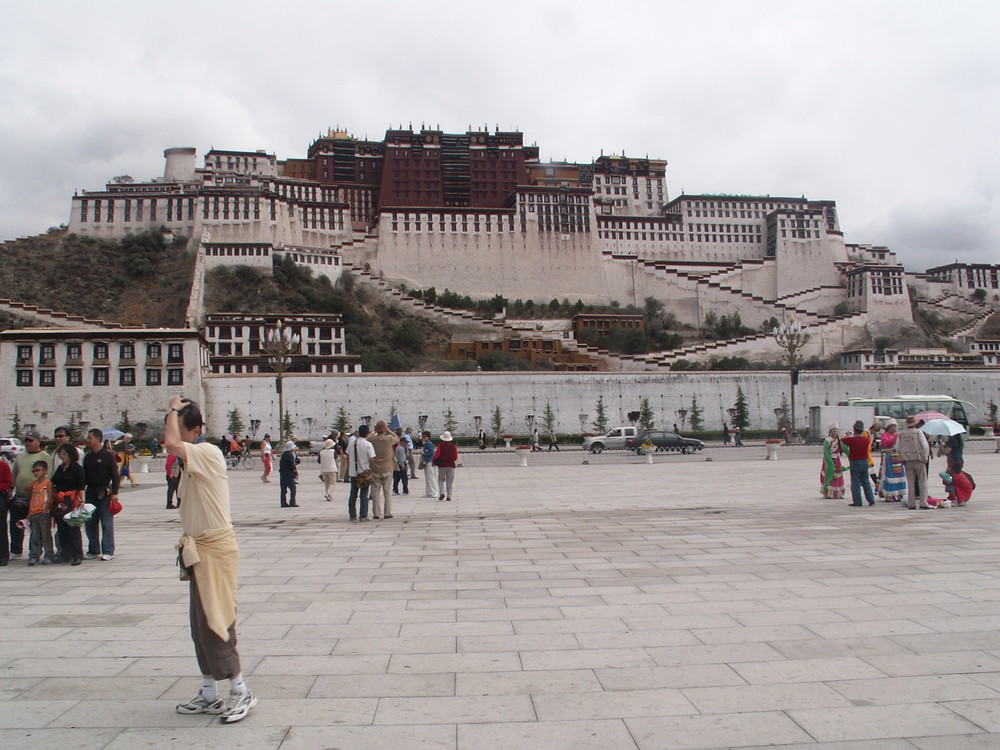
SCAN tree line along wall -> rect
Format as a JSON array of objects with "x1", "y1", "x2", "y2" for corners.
[{"x1": 202, "y1": 370, "x2": 1000, "y2": 439}]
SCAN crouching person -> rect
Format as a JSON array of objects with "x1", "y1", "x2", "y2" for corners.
[{"x1": 164, "y1": 396, "x2": 256, "y2": 724}]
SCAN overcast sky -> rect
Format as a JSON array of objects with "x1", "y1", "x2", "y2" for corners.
[{"x1": 2, "y1": 0, "x2": 998, "y2": 272}]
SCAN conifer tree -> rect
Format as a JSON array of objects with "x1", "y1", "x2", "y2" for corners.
[
  {"x1": 593, "y1": 395, "x2": 609, "y2": 433},
  {"x1": 689, "y1": 397, "x2": 703, "y2": 432},
  {"x1": 638, "y1": 397, "x2": 656, "y2": 431},
  {"x1": 733, "y1": 387, "x2": 750, "y2": 429}
]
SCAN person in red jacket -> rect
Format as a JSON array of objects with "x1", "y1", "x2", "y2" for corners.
[
  {"x1": 840, "y1": 420, "x2": 875, "y2": 507},
  {"x1": 431, "y1": 431, "x2": 459, "y2": 502},
  {"x1": 941, "y1": 463, "x2": 974, "y2": 506}
]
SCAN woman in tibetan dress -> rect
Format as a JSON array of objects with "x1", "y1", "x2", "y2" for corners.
[
  {"x1": 820, "y1": 425, "x2": 846, "y2": 499},
  {"x1": 878, "y1": 420, "x2": 907, "y2": 502}
]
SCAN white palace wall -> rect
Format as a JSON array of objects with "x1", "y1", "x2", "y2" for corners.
[{"x1": 202, "y1": 370, "x2": 1000, "y2": 439}]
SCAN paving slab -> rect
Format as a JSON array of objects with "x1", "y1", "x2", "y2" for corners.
[{"x1": 1, "y1": 442, "x2": 999, "y2": 748}]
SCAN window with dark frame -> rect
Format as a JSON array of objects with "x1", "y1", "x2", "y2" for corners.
[{"x1": 120, "y1": 368, "x2": 136, "y2": 386}]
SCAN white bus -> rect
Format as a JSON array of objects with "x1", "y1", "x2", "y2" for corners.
[{"x1": 838, "y1": 395, "x2": 973, "y2": 426}]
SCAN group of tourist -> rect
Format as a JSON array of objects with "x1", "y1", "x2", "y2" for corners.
[
  {"x1": 821, "y1": 415, "x2": 973, "y2": 509},
  {"x1": 244, "y1": 422, "x2": 459, "y2": 522},
  {"x1": 0, "y1": 427, "x2": 121, "y2": 567}
]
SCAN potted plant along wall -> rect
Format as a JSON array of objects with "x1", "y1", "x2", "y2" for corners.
[{"x1": 639, "y1": 438, "x2": 656, "y2": 464}]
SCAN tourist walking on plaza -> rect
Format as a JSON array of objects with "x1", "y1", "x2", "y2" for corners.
[
  {"x1": 820, "y1": 425, "x2": 845, "y2": 499},
  {"x1": 348, "y1": 425, "x2": 375, "y2": 521},
  {"x1": 841, "y1": 420, "x2": 875, "y2": 507},
  {"x1": 259, "y1": 434, "x2": 272, "y2": 483},
  {"x1": 722, "y1": 422, "x2": 731, "y2": 445},
  {"x1": 404, "y1": 428, "x2": 418, "y2": 478},
  {"x1": 165, "y1": 452, "x2": 182, "y2": 509},
  {"x1": 84, "y1": 428, "x2": 119, "y2": 560},
  {"x1": 319, "y1": 439, "x2": 338, "y2": 502},
  {"x1": 420, "y1": 431, "x2": 438, "y2": 498},
  {"x1": 368, "y1": 421, "x2": 397, "y2": 519},
  {"x1": 52, "y1": 443, "x2": 85, "y2": 565},
  {"x1": 165, "y1": 397, "x2": 257, "y2": 724},
  {"x1": 278, "y1": 441, "x2": 299, "y2": 507},
  {"x1": 392, "y1": 439, "x2": 409, "y2": 497},
  {"x1": 11, "y1": 431, "x2": 53, "y2": 560},
  {"x1": 896, "y1": 415, "x2": 932, "y2": 510},
  {"x1": 878, "y1": 420, "x2": 907, "y2": 502},
  {"x1": 432, "y1": 431, "x2": 459, "y2": 502}
]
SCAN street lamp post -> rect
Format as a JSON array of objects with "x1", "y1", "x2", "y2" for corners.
[
  {"x1": 772, "y1": 318, "x2": 809, "y2": 444},
  {"x1": 261, "y1": 320, "x2": 301, "y2": 443}
]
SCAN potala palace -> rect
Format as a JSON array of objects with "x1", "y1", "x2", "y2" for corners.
[{"x1": 2, "y1": 125, "x2": 998, "y2": 437}]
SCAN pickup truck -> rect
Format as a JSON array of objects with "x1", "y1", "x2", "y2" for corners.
[
  {"x1": 0, "y1": 436, "x2": 26, "y2": 461},
  {"x1": 582, "y1": 426, "x2": 639, "y2": 454}
]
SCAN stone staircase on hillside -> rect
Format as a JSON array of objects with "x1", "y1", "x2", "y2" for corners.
[
  {"x1": 952, "y1": 307, "x2": 997, "y2": 340},
  {"x1": 0, "y1": 298, "x2": 123, "y2": 329}
]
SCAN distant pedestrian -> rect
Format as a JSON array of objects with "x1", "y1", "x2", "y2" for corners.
[
  {"x1": 722, "y1": 423, "x2": 731, "y2": 446},
  {"x1": 392, "y1": 440, "x2": 409, "y2": 496},
  {"x1": 547, "y1": 429, "x2": 560, "y2": 451},
  {"x1": 432, "y1": 431, "x2": 459, "y2": 502},
  {"x1": 896, "y1": 415, "x2": 931, "y2": 510},
  {"x1": 841, "y1": 420, "x2": 875, "y2": 507},
  {"x1": 259, "y1": 434, "x2": 273, "y2": 483},
  {"x1": 278, "y1": 441, "x2": 299, "y2": 507},
  {"x1": 420, "y1": 431, "x2": 438, "y2": 498},
  {"x1": 165, "y1": 452, "x2": 181, "y2": 509},
  {"x1": 347, "y1": 425, "x2": 375, "y2": 521},
  {"x1": 149, "y1": 437, "x2": 160, "y2": 459},
  {"x1": 319, "y1": 439, "x2": 338, "y2": 501},
  {"x1": 733, "y1": 426, "x2": 743, "y2": 447}
]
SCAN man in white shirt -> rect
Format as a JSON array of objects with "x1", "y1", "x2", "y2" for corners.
[{"x1": 347, "y1": 424, "x2": 375, "y2": 522}]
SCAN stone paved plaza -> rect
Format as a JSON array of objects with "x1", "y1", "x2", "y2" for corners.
[{"x1": 2, "y1": 441, "x2": 1000, "y2": 749}]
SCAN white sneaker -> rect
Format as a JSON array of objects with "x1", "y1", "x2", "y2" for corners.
[
  {"x1": 219, "y1": 690, "x2": 257, "y2": 724},
  {"x1": 100, "y1": 554, "x2": 114, "y2": 561},
  {"x1": 176, "y1": 693, "x2": 225, "y2": 715}
]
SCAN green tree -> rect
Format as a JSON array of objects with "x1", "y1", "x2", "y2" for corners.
[
  {"x1": 332, "y1": 406, "x2": 351, "y2": 434},
  {"x1": 490, "y1": 405, "x2": 504, "y2": 436},
  {"x1": 689, "y1": 397, "x2": 704, "y2": 432},
  {"x1": 116, "y1": 410, "x2": 134, "y2": 434},
  {"x1": 282, "y1": 410, "x2": 296, "y2": 441},
  {"x1": 638, "y1": 397, "x2": 656, "y2": 431},
  {"x1": 543, "y1": 402, "x2": 556, "y2": 434},
  {"x1": 67, "y1": 413, "x2": 82, "y2": 442},
  {"x1": 11, "y1": 405, "x2": 22, "y2": 439},
  {"x1": 443, "y1": 407, "x2": 458, "y2": 433},
  {"x1": 593, "y1": 395, "x2": 609, "y2": 433},
  {"x1": 733, "y1": 386, "x2": 750, "y2": 430},
  {"x1": 227, "y1": 407, "x2": 245, "y2": 435},
  {"x1": 973, "y1": 288, "x2": 988, "y2": 303}
]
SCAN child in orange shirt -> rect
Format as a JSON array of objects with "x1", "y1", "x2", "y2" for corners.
[{"x1": 27, "y1": 460, "x2": 54, "y2": 565}]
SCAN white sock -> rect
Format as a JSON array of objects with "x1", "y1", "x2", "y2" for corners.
[
  {"x1": 201, "y1": 677, "x2": 218, "y2": 702},
  {"x1": 230, "y1": 673, "x2": 248, "y2": 695}
]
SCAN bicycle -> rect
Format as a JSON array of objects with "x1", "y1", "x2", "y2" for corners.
[{"x1": 226, "y1": 446, "x2": 256, "y2": 471}]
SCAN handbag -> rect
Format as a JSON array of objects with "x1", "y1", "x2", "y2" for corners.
[
  {"x1": 109, "y1": 497, "x2": 123, "y2": 515},
  {"x1": 354, "y1": 441, "x2": 373, "y2": 487},
  {"x1": 52, "y1": 491, "x2": 78, "y2": 518}
]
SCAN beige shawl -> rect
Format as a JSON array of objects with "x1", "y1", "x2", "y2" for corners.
[{"x1": 177, "y1": 525, "x2": 240, "y2": 641}]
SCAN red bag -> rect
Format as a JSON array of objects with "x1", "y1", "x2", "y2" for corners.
[{"x1": 109, "y1": 498, "x2": 123, "y2": 516}]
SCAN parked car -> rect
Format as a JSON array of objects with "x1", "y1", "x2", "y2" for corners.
[
  {"x1": 582, "y1": 426, "x2": 639, "y2": 454},
  {"x1": 0, "y1": 437, "x2": 26, "y2": 461},
  {"x1": 625, "y1": 430, "x2": 704, "y2": 454}
]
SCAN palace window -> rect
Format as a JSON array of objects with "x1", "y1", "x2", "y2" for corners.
[
  {"x1": 119, "y1": 368, "x2": 136, "y2": 386},
  {"x1": 40, "y1": 370, "x2": 55, "y2": 387},
  {"x1": 146, "y1": 369, "x2": 162, "y2": 386},
  {"x1": 16, "y1": 370, "x2": 32, "y2": 387},
  {"x1": 66, "y1": 369, "x2": 82, "y2": 387},
  {"x1": 167, "y1": 368, "x2": 184, "y2": 386},
  {"x1": 168, "y1": 343, "x2": 184, "y2": 363},
  {"x1": 93, "y1": 368, "x2": 109, "y2": 386}
]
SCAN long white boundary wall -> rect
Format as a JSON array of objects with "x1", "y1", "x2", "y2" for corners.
[{"x1": 204, "y1": 370, "x2": 1000, "y2": 439}]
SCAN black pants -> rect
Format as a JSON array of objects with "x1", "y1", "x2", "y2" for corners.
[
  {"x1": 392, "y1": 468, "x2": 408, "y2": 494},
  {"x1": 55, "y1": 515, "x2": 83, "y2": 560},
  {"x1": 8, "y1": 494, "x2": 28, "y2": 555},
  {"x1": 0, "y1": 493, "x2": 9, "y2": 562}
]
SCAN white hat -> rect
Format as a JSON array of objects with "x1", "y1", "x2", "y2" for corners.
[
  {"x1": 324, "y1": 438, "x2": 335, "y2": 448},
  {"x1": 283, "y1": 441, "x2": 298, "y2": 451},
  {"x1": 440, "y1": 431, "x2": 453, "y2": 442}
]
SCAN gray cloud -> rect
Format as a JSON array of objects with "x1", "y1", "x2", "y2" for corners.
[{"x1": 2, "y1": 0, "x2": 998, "y2": 275}]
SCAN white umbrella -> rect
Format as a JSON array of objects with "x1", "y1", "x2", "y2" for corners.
[
  {"x1": 919, "y1": 419, "x2": 966, "y2": 437},
  {"x1": 102, "y1": 428, "x2": 125, "y2": 441}
]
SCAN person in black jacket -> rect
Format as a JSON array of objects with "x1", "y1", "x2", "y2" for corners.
[
  {"x1": 278, "y1": 441, "x2": 300, "y2": 508},
  {"x1": 83, "y1": 428, "x2": 120, "y2": 560},
  {"x1": 52, "y1": 443, "x2": 86, "y2": 565}
]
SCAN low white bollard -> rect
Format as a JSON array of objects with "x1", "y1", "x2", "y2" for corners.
[{"x1": 765, "y1": 443, "x2": 779, "y2": 461}]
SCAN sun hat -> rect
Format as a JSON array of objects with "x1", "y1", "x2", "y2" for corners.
[
  {"x1": 324, "y1": 438, "x2": 334, "y2": 448},
  {"x1": 440, "y1": 431, "x2": 453, "y2": 442},
  {"x1": 283, "y1": 440, "x2": 298, "y2": 451},
  {"x1": 23, "y1": 429, "x2": 41, "y2": 442},
  {"x1": 904, "y1": 415, "x2": 917, "y2": 427}
]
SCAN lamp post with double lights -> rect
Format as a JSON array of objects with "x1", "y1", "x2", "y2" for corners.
[
  {"x1": 772, "y1": 317, "x2": 809, "y2": 444},
  {"x1": 261, "y1": 320, "x2": 301, "y2": 443}
]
